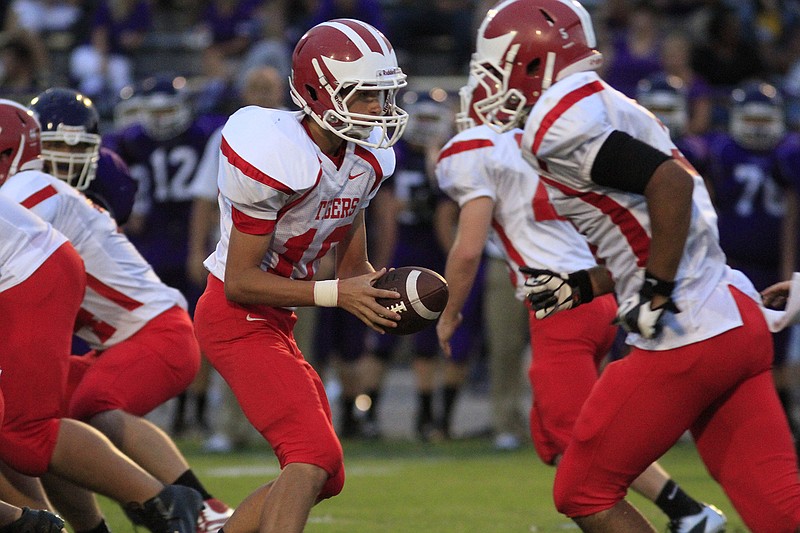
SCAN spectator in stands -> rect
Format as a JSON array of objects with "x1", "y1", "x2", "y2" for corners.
[
  {"x1": 599, "y1": 1, "x2": 664, "y2": 98},
  {"x1": 658, "y1": 31, "x2": 713, "y2": 135},
  {"x1": 69, "y1": 0, "x2": 152, "y2": 110},
  {"x1": 309, "y1": 0, "x2": 386, "y2": 31},
  {"x1": 386, "y1": 0, "x2": 474, "y2": 75},
  {"x1": 691, "y1": 5, "x2": 767, "y2": 88},
  {"x1": 3, "y1": 0, "x2": 82, "y2": 44},
  {"x1": 0, "y1": 33, "x2": 46, "y2": 100}
]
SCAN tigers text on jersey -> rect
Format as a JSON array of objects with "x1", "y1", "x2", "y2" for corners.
[
  {"x1": 436, "y1": 124, "x2": 597, "y2": 300},
  {"x1": 0, "y1": 170, "x2": 187, "y2": 349},
  {"x1": 520, "y1": 71, "x2": 761, "y2": 351},
  {"x1": 0, "y1": 195, "x2": 67, "y2": 293},
  {"x1": 205, "y1": 107, "x2": 395, "y2": 285}
]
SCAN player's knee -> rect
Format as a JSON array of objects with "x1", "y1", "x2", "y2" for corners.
[
  {"x1": 552, "y1": 467, "x2": 593, "y2": 517},
  {"x1": 318, "y1": 465, "x2": 345, "y2": 499}
]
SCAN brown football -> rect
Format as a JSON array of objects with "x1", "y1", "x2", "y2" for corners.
[{"x1": 374, "y1": 266, "x2": 449, "y2": 336}]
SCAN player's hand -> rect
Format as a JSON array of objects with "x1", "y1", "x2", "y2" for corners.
[
  {"x1": 761, "y1": 280, "x2": 792, "y2": 310},
  {"x1": 436, "y1": 311, "x2": 462, "y2": 357},
  {"x1": 613, "y1": 272, "x2": 679, "y2": 339},
  {"x1": 0, "y1": 508, "x2": 66, "y2": 533},
  {"x1": 337, "y1": 269, "x2": 401, "y2": 333},
  {"x1": 520, "y1": 266, "x2": 593, "y2": 319}
]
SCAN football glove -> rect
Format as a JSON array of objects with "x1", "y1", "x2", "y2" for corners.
[
  {"x1": 614, "y1": 271, "x2": 680, "y2": 339},
  {"x1": 520, "y1": 266, "x2": 594, "y2": 319},
  {"x1": 0, "y1": 508, "x2": 64, "y2": 533}
]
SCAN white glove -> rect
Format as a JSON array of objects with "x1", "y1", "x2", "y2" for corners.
[
  {"x1": 613, "y1": 272, "x2": 679, "y2": 339},
  {"x1": 520, "y1": 267, "x2": 593, "y2": 319}
]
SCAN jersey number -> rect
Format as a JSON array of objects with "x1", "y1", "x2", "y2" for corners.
[
  {"x1": 732, "y1": 163, "x2": 785, "y2": 218},
  {"x1": 132, "y1": 146, "x2": 199, "y2": 203}
]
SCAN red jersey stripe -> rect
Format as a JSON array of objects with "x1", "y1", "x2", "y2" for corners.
[
  {"x1": 21, "y1": 185, "x2": 57, "y2": 208},
  {"x1": 232, "y1": 206, "x2": 276, "y2": 235},
  {"x1": 221, "y1": 136, "x2": 296, "y2": 195},
  {"x1": 539, "y1": 175, "x2": 650, "y2": 267},
  {"x1": 438, "y1": 139, "x2": 494, "y2": 162},
  {"x1": 354, "y1": 145, "x2": 384, "y2": 194},
  {"x1": 531, "y1": 81, "x2": 604, "y2": 154},
  {"x1": 75, "y1": 308, "x2": 117, "y2": 343},
  {"x1": 86, "y1": 273, "x2": 143, "y2": 311}
]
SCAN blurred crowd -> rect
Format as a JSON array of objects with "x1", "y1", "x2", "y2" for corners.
[
  {"x1": 4, "y1": 0, "x2": 800, "y2": 128},
  {"x1": 4, "y1": 0, "x2": 800, "y2": 453}
]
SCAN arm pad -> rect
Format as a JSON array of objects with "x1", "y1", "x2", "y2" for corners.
[{"x1": 591, "y1": 130, "x2": 671, "y2": 194}]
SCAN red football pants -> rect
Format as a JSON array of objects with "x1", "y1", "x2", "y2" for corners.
[{"x1": 0, "y1": 243, "x2": 85, "y2": 475}]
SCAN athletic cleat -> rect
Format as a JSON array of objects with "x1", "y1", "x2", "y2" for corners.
[
  {"x1": 668, "y1": 503, "x2": 727, "y2": 533},
  {"x1": 196, "y1": 498, "x2": 233, "y2": 533},
  {"x1": 124, "y1": 485, "x2": 204, "y2": 533}
]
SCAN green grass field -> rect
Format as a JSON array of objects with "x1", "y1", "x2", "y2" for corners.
[{"x1": 97, "y1": 437, "x2": 749, "y2": 532}]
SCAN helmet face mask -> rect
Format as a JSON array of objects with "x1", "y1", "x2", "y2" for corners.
[
  {"x1": 130, "y1": 76, "x2": 192, "y2": 141},
  {"x1": 457, "y1": 68, "x2": 523, "y2": 133},
  {"x1": 730, "y1": 82, "x2": 786, "y2": 151},
  {"x1": 0, "y1": 98, "x2": 42, "y2": 185},
  {"x1": 289, "y1": 18, "x2": 409, "y2": 149},
  {"x1": 472, "y1": 0, "x2": 603, "y2": 131},
  {"x1": 29, "y1": 88, "x2": 101, "y2": 190},
  {"x1": 403, "y1": 98, "x2": 455, "y2": 147}
]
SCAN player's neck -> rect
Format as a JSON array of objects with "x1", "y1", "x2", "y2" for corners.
[{"x1": 303, "y1": 117, "x2": 346, "y2": 157}]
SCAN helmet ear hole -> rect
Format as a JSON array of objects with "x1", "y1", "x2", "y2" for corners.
[
  {"x1": 526, "y1": 58, "x2": 541, "y2": 76},
  {"x1": 306, "y1": 85, "x2": 318, "y2": 101}
]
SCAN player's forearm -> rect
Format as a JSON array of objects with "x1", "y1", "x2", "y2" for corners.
[
  {"x1": 224, "y1": 267, "x2": 317, "y2": 307},
  {"x1": 644, "y1": 160, "x2": 693, "y2": 284},
  {"x1": 440, "y1": 246, "x2": 482, "y2": 322},
  {"x1": 587, "y1": 266, "x2": 615, "y2": 297}
]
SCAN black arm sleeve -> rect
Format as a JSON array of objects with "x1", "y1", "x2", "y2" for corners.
[{"x1": 590, "y1": 130, "x2": 671, "y2": 194}]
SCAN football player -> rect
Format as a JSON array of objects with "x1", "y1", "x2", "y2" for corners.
[
  {"x1": 373, "y1": 96, "x2": 484, "y2": 442},
  {"x1": 703, "y1": 80, "x2": 800, "y2": 447},
  {"x1": 192, "y1": 18, "x2": 408, "y2": 533},
  {"x1": 0, "y1": 111, "x2": 202, "y2": 532},
  {"x1": 103, "y1": 74, "x2": 227, "y2": 436},
  {"x1": 435, "y1": 73, "x2": 725, "y2": 532},
  {"x1": 468, "y1": 0, "x2": 800, "y2": 531},
  {"x1": 12, "y1": 89, "x2": 234, "y2": 533}
]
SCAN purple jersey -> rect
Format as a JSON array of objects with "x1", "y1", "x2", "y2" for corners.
[
  {"x1": 705, "y1": 132, "x2": 800, "y2": 273},
  {"x1": 85, "y1": 147, "x2": 138, "y2": 226},
  {"x1": 102, "y1": 114, "x2": 226, "y2": 291}
]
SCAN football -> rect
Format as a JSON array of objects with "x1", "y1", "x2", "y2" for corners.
[{"x1": 374, "y1": 266, "x2": 449, "y2": 336}]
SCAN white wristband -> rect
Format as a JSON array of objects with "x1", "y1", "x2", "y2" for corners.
[{"x1": 314, "y1": 279, "x2": 339, "y2": 307}]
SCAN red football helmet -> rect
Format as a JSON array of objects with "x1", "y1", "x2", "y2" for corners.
[
  {"x1": 0, "y1": 99, "x2": 42, "y2": 185},
  {"x1": 289, "y1": 18, "x2": 409, "y2": 148},
  {"x1": 456, "y1": 68, "x2": 515, "y2": 133},
  {"x1": 472, "y1": 0, "x2": 603, "y2": 132}
]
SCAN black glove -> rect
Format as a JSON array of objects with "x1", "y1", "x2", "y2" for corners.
[
  {"x1": 0, "y1": 508, "x2": 64, "y2": 533},
  {"x1": 613, "y1": 271, "x2": 680, "y2": 339},
  {"x1": 520, "y1": 266, "x2": 594, "y2": 319}
]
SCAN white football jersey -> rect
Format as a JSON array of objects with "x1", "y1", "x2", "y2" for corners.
[
  {"x1": 436, "y1": 124, "x2": 597, "y2": 300},
  {"x1": 1, "y1": 170, "x2": 187, "y2": 349},
  {"x1": 205, "y1": 107, "x2": 395, "y2": 286},
  {"x1": 520, "y1": 71, "x2": 760, "y2": 350},
  {"x1": 0, "y1": 195, "x2": 68, "y2": 293}
]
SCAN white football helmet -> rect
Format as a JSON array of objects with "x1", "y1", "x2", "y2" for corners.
[
  {"x1": 403, "y1": 98, "x2": 455, "y2": 147},
  {"x1": 289, "y1": 18, "x2": 408, "y2": 148},
  {"x1": 730, "y1": 81, "x2": 786, "y2": 151},
  {"x1": 636, "y1": 74, "x2": 689, "y2": 139}
]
